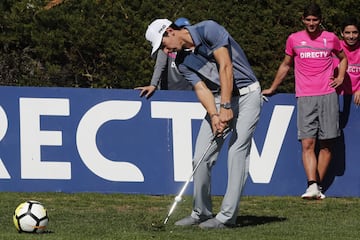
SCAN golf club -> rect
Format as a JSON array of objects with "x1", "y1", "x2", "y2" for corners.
[{"x1": 163, "y1": 127, "x2": 232, "y2": 224}]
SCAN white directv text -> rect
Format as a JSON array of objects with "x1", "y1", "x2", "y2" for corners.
[
  {"x1": 152, "y1": 102, "x2": 294, "y2": 184},
  {"x1": 20, "y1": 98, "x2": 71, "y2": 179},
  {"x1": 0, "y1": 106, "x2": 10, "y2": 178},
  {"x1": 76, "y1": 100, "x2": 144, "y2": 181},
  {"x1": 0, "y1": 98, "x2": 293, "y2": 184}
]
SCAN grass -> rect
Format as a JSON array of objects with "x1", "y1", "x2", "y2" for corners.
[{"x1": 0, "y1": 192, "x2": 359, "y2": 240}]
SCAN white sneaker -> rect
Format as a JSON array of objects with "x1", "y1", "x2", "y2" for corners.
[
  {"x1": 301, "y1": 183, "x2": 321, "y2": 200},
  {"x1": 318, "y1": 186, "x2": 326, "y2": 199},
  {"x1": 319, "y1": 191, "x2": 326, "y2": 199}
]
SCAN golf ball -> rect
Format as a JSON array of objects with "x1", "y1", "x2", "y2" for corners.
[{"x1": 175, "y1": 196, "x2": 182, "y2": 202}]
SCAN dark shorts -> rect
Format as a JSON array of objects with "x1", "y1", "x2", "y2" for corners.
[{"x1": 297, "y1": 92, "x2": 340, "y2": 140}]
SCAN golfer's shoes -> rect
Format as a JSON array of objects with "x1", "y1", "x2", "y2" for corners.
[
  {"x1": 301, "y1": 183, "x2": 322, "y2": 200},
  {"x1": 199, "y1": 218, "x2": 229, "y2": 229},
  {"x1": 174, "y1": 216, "x2": 201, "y2": 226},
  {"x1": 175, "y1": 216, "x2": 234, "y2": 229}
]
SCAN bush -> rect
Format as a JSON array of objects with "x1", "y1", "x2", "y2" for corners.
[{"x1": 1, "y1": 0, "x2": 358, "y2": 91}]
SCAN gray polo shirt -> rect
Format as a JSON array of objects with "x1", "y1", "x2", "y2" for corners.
[
  {"x1": 151, "y1": 50, "x2": 193, "y2": 90},
  {"x1": 177, "y1": 20, "x2": 258, "y2": 91}
]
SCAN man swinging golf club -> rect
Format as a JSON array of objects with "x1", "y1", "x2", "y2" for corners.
[{"x1": 145, "y1": 19, "x2": 263, "y2": 229}]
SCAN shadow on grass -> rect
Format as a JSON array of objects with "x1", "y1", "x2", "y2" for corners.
[
  {"x1": 236, "y1": 215, "x2": 287, "y2": 227},
  {"x1": 144, "y1": 215, "x2": 287, "y2": 231}
]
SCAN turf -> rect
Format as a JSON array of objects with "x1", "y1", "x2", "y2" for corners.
[{"x1": 0, "y1": 192, "x2": 359, "y2": 239}]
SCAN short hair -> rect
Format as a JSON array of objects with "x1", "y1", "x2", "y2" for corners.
[
  {"x1": 162, "y1": 23, "x2": 181, "y2": 38},
  {"x1": 341, "y1": 16, "x2": 360, "y2": 32},
  {"x1": 169, "y1": 23, "x2": 181, "y2": 30},
  {"x1": 303, "y1": 3, "x2": 322, "y2": 19}
]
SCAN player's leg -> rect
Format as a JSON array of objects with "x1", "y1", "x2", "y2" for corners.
[
  {"x1": 175, "y1": 116, "x2": 223, "y2": 226},
  {"x1": 301, "y1": 138, "x2": 318, "y2": 181},
  {"x1": 317, "y1": 92, "x2": 340, "y2": 197},
  {"x1": 215, "y1": 89, "x2": 262, "y2": 225},
  {"x1": 191, "y1": 118, "x2": 222, "y2": 219},
  {"x1": 300, "y1": 138, "x2": 322, "y2": 199},
  {"x1": 317, "y1": 139, "x2": 333, "y2": 182},
  {"x1": 297, "y1": 96, "x2": 321, "y2": 199}
]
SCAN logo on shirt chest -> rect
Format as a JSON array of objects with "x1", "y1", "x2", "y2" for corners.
[
  {"x1": 300, "y1": 51, "x2": 329, "y2": 59},
  {"x1": 300, "y1": 38, "x2": 328, "y2": 47}
]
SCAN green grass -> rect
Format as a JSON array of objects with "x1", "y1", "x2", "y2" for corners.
[{"x1": 0, "y1": 192, "x2": 359, "y2": 240}]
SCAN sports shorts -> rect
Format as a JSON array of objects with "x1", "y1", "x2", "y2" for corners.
[{"x1": 297, "y1": 92, "x2": 340, "y2": 140}]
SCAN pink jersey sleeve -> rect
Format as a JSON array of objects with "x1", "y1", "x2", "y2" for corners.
[{"x1": 285, "y1": 34, "x2": 294, "y2": 57}]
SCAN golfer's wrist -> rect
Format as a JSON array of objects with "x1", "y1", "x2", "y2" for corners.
[{"x1": 210, "y1": 113, "x2": 219, "y2": 119}]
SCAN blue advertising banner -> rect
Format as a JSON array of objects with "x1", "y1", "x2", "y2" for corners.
[{"x1": 0, "y1": 86, "x2": 359, "y2": 197}]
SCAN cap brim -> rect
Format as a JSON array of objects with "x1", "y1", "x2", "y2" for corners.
[
  {"x1": 151, "y1": 48, "x2": 159, "y2": 59},
  {"x1": 151, "y1": 39, "x2": 161, "y2": 58}
]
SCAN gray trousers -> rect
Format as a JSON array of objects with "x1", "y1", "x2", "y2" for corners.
[{"x1": 190, "y1": 88, "x2": 262, "y2": 225}]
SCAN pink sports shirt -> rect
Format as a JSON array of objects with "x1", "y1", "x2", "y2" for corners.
[{"x1": 285, "y1": 30, "x2": 342, "y2": 97}]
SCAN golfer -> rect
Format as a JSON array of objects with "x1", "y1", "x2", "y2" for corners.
[{"x1": 145, "y1": 19, "x2": 262, "y2": 229}]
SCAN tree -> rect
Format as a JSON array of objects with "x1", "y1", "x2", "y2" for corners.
[{"x1": 1, "y1": 0, "x2": 357, "y2": 91}]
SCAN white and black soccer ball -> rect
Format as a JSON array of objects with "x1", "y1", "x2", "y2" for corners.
[{"x1": 13, "y1": 200, "x2": 49, "y2": 233}]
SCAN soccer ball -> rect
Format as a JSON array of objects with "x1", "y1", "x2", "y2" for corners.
[{"x1": 13, "y1": 200, "x2": 49, "y2": 233}]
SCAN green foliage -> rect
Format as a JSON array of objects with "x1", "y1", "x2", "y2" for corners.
[{"x1": 1, "y1": 0, "x2": 359, "y2": 91}]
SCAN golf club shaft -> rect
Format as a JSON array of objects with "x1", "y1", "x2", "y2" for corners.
[
  {"x1": 163, "y1": 201, "x2": 178, "y2": 224},
  {"x1": 163, "y1": 139, "x2": 214, "y2": 225},
  {"x1": 163, "y1": 128, "x2": 231, "y2": 224}
]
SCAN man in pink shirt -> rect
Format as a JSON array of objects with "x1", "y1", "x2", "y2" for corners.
[
  {"x1": 336, "y1": 17, "x2": 360, "y2": 106},
  {"x1": 262, "y1": 3, "x2": 348, "y2": 199}
]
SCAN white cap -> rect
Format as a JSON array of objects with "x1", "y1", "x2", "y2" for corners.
[{"x1": 145, "y1": 19, "x2": 172, "y2": 57}]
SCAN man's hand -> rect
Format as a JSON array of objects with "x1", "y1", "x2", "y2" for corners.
[
  {"x1": 134, "y1": 85, "x2": 157, "y2": 98},
  {"x1": 212, "y1": 108, "x2": 233, "y2": 135},
  {"x1": 354, "y1": 91, "x2": 360, "y2": 106},
  {"x1": 329, "y1": 76, "x2": 344, "y2": 89},
  {"x1": 262, "y1": 88, "x2": 275, "y2": 96},
  {"x1": 211, "y1": 113, "x2": 230, "y2": 137}
]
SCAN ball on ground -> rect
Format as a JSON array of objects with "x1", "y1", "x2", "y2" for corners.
[{"x1": 13, "y1": 200, "x2": 49, "y2": 233}]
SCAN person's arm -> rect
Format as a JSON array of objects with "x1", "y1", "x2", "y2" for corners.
[
  {"x1": 150, "y1": 50, "x2": 168, "y2": 87},
  {"x1": 329, "y1": 51, "x2": 347, "y2": 88},
  {"x1": 213, "y1": 46, "x2": 233, "y2": 133},
  {"x1": 135, "y1": 50, "x2": 168, "y2": 98},
  {"x1": 262, "y1": 54, "x2": 293, "y2": 95},
  {"x1": 193, "y1": 81, "x2": 220, "y2": 133}
]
